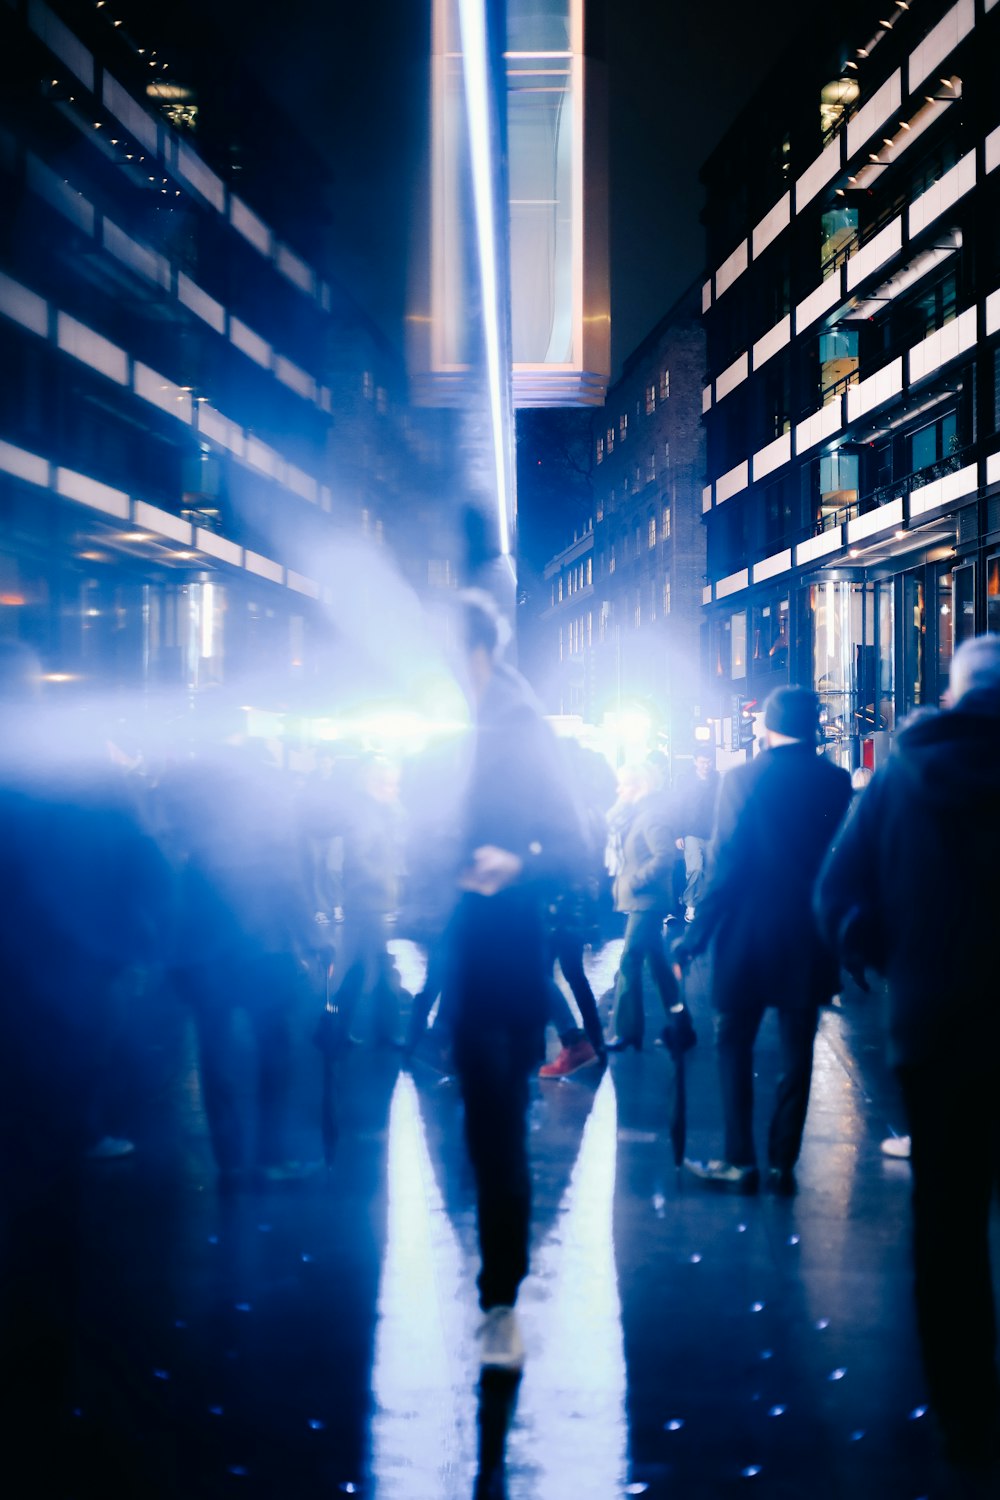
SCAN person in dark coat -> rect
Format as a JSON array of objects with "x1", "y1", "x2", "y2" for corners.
[
  {"x1": 447, "y1": 588, "x2": 586, "y2": 1371},
  {"x1": 673, "y1": 686, "x2": 851, "y2": 1193},
  {"x1": 160, "y1": 732, "x2": 317, "y2": 1186},
  {"x1": 605, "y1": 759, "x2": 696, "y2": 1054},
  {"x1": 0, "y1": 642, "x2": 174, "y2": 1487},
  {"x1": 815, "y1": 635, "x2": 1000, "y2": 1479},
  {"x1": 671, "y1": 748, "x2": 721, "y2": 922}
]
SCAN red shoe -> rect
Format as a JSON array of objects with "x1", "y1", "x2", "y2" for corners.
[{"x1": 539, "y1": 1039, "x2": 600, "y2": 1078}]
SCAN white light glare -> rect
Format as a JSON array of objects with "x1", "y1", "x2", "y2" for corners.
[{"x1": 456, "y1": 0, "x2": 512, "y2": 557}]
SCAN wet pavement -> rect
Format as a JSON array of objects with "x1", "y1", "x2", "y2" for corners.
[{"x1": 63, "y1": 937, "x2": 998, "y2": 1499}]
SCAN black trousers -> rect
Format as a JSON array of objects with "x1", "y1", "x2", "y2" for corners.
[
  {"x1": 454, "y1": 1025, "x2": 536, "y2": 1311},
  {"x1": 715, "y1": 1002, "x2": 819, "y2": 1169},
  {"x1": 897, "y1": 1061, "x2": 1000, "y2": 1463},
  {"x1": 547, "y1": 918, "x2": 604, "y2": 1053},
  {"x1": 181, "y1": 953, "x2": 298, "y2": 1172}
]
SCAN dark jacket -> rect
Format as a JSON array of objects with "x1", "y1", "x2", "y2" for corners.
[
  {"x1": 613, "y1": 791, "x2": 678, "y2": 913},
  {"x1": 676, "y1": 743, "x2": 852, "y2": 1011},
  {"x1": 814, "y1": 693, "x2": 1000, "y2": 1068},
  {"x1": 450, "y1": 662, "x2": 585, "y2": 1034},
  {"x1": 672, "y1": 766, "x2": 720, "y2": 842}
]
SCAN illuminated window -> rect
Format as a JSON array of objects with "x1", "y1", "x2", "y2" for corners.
[
  {"x1": 362, "y1": 371, "x2": 374, "y2": 399},
  {"x1": 587, "y1": 610, "x2": 593, "y2": 645},
  {"x1": 634, "y1": 464, "x2": 642, "y2": 490},
  {"x1": 633, "y1": 593, "x2": 641, "y2": 629},
  {"x1": 663, "y1": 439, "x2": 670, "y2": 469},
  {"x1": 662, "y1": 504, "x2": 671, "y2": 538},
  {"x1": 609, "y1": 545, "x2": 616, "y2": 573},
  {"x1": 659, "y1": 368, "x2": 670, "y2": 400},
  {"x1": 648, "y1": 513, "x2": 656, "y2": 549},
  {"x1": 633, "y1": 523, "x2": 641, "y2": 554},
  {"x1": 645, "y1": 382, "x2": 656, "y2": 415},
  {"x1": 623, "y1": 473, "x2": 630, "y2": 494},
  {"x1": 586, "y1": 557, "x2": 592, "y2": 586},
  {"x1": 663, "y1": 578, "x2": 671, "y2": 615},
  {"x1": 620, "y1": 412, "x2": 628, "y2": 442},
  {"x1": 606, "y1": 426, "x2": 614, "y2": 453},
  {"x1": 558, "y1": 576, "x2": 563, "y2": 601},
  {"x1": 647, "y1": 451, "x2": 656, "y2": 483},
  {"x1": 596, "y1": 496, "x2": 604, "y2": 522},
  {"x1": 596, "y1": 436, "x2": 604, "y2": 464}
]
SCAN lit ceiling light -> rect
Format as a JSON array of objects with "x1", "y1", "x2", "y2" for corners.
[
  {"x1": 845, "y1": 59, "x2": 858, "y2": 69},
  {"x1": 857, "y1": 47, "x2": 869, "y2": 57},
  {"x1": 895, "y1": 529, "x2": 906, "y2": 539},
  {"x1": 898, "y1": 119, "x2": 910, "y2": 129},
  {"x1": 939, "y1": 77, "x2": 953, "y2": 88}
]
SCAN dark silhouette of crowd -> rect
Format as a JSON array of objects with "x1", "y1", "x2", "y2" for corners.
[{"x1": 1, "y1": 620, "x2": 998, "y2": 1495}]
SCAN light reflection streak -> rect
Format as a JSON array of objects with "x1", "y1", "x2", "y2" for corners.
[
  {"x1": 509, "y1": 1069, "x2": 628, "y2": 1497},
  {"x1": 369, "y1": 1059, "x2": 628, "y2": 1498},
  {"x1": 370, "y1": 1071, "x2": 477, "y2": 1497}
]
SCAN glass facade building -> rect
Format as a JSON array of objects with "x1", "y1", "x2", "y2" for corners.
[{"x1": 699, "y1": 0, "x2": 1000, "y2": 768}]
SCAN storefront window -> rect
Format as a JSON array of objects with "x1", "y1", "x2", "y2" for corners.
[
  {"x1": 953, "y1": 562, "x2": 975, "y2": 651},
  {"x1": 731, "y1": 611, "x2": 747, "y2": 681},
  {"x1": 937, "y1": 566, "x2": 955, "y2": 701},
  {"x1": 902, "y1": 573, "x2": 925, "y2": 714},
  {"x1": 988, "y1": 555, "x2": 1000, "y2": 635}
]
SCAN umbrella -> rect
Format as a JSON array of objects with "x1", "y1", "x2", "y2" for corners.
[
  {"x1": 314, "y1": 957, "x2": 340, "y2": 1168},
  {"x1": 666, "y1": 1047, "x2": 687, "y2": 1166}
]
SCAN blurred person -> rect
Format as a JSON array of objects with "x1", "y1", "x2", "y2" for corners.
[
  {"x1": 448, "y1": 589, "x2": 586, "y2": 1370},
  {"x1": 538, "y1": 738, "x2": 615, "y2": 1078},
  {"x1": 815, "y1": 636, "x2": 1000, "y2": 1480},
  {"x1": 160, "y1": 724, "x2": 317, "y2": 1187},
  {"x1": 0, "y1": 641, "x2": 173, "y2": 1482},
  {"x1": 398, "y1": 732, "x2": 469, "y2": 1063},
  {"x1": 604, "y1": 759, "x2": 696, "y2": 1055},
  {"x1": 673, "y1": 687, "x2": 851, "y2": 1193},
  {"x1": 671, "y1": 748, "x2": 720, "y2": 923},
  {"x1": 320, "y1": 754, "x2": 409, "y2": 1050}
]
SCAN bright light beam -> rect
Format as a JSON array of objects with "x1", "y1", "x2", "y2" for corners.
[{"x1": 456, "y1": 0, "x2": 513, "y2": 557}]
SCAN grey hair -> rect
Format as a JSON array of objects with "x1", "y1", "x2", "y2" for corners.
[{"x1": 948, "y1": 635, "x2": 1000, "y2": 706}]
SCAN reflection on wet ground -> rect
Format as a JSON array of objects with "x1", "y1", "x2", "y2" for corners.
[{"x1": 65, "y1": 941, "x2": 998, "y2": 1498}]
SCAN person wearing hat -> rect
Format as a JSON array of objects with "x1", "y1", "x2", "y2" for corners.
[{"x1": 672, "y1": 685, "x2": 852, "y2": 1192}]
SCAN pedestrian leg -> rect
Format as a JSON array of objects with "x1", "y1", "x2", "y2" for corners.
[
  {"x1": 715, "y1": 1004, "x2": 765, "y2": 1167},
  {"x1": 767, "y1": 1005, "x2": 820, "y2": 1171},
  {"x1": 456, "y1": 1028, "x2": 533, "y2": 1311}
]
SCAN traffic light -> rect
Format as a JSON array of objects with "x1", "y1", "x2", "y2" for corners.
[{"x1": 736, "y1": 696, "x2": 757, "y2": 749}]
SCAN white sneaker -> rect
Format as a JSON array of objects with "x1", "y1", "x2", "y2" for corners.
[
  {"x1": 880, "y1": 1134, "x2": 911, "y2": 1159},
  {"x1": 477, "y1": 1305, "x2": 525, "y2": 1371}
]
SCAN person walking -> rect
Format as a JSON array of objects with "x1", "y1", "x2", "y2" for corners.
[
  {"x1": 673, "y1": 686, "x2": 851, "y2": 1193},
  {"x1": 447, "y1": 589, "x2": 586, "y2": 1371},
  {"x1": 815, "y1": 636, "x2": 1000, "y2": 1481},
  {"x1": 604, "y1": 759, "x2": 696, "y2": 1055},
  {"x1": 671, "y1": 748, "x2": 720, "y2": 923}
]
